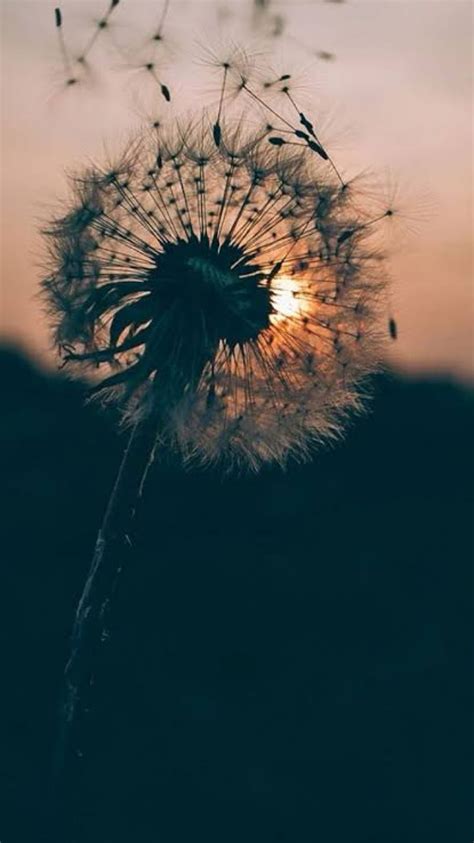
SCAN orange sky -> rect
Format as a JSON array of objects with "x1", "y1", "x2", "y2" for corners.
[{"x1": 1, "y1": 0, "x2": 472, "y2": 379}]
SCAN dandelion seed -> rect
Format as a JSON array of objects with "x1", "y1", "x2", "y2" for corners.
[
  {"x1": 271, "y1": 16, "x2": 286, "y2": 37},
  {"x1": 268, "y1": 136, "x2": 285, "y2": 146},
  {"x1": 155, "y1": 0, "x2": 171, "y2": 40},
  {"x1": 263, "y1": 73, "x2": 291, "y2": 90},
  {"x1": 133, "y1": 61, "x2": 172, "y2": 102},
  {"x1": 142, "y1": 0, "x2": 174, "y2": 59},
  {"x1": 213, "y1": 61, "x2": 229, "y2": 147},
  {"x1": 213, "y1": 122, "x2": 222, "y2": 147},
  {"x1": 316, "y1": 50, "x2": 335, "y2": 62},
  {"x1": 76, "y1": 0, "x2": 122, "y2": 65},
  {"x1": 307, "y1": 139, "x2": 329, "y2": 160},
  {"x1": 337, "y1": 228, "x2": 355, "y2": 245},
  {"x1": 53, "y1": 5, "x2": 80, "y2": 89}
]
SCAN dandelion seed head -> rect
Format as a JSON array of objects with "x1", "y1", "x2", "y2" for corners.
[{"x1": 42, "y1": 109, "x2": 388, "y2": 471}]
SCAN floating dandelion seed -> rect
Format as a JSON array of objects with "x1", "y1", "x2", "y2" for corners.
[
  {"x1": 316, "y1": 50, "x2": 336, "y2": 61},
  {"x1": 251, "y1": 0, "x2": 286, "y2": 39},
  {"x1": 271, "y1": 15, "x2": 286, "y2": 37},
  {"x1": 123, "y1": 59, "x2": 172, "y2": 103},
  {"x1": 153, "y1": 0, "x2": 171, "y2": 44},
  {"x1": 52, "y1": 0, "x2": 124, "y2": 95},
  {"x1": 76, "y1": 0, "x2": 122, "y2": 65},
  {"x1": 125, "y1": 0, "x2": 175, "y2": 88},
  {"x1": 43, "y1": 116, "x2": 387, "y2": 470},
  {"x1": 54, "y1": 6, "x2": 81, "y2": 89}
]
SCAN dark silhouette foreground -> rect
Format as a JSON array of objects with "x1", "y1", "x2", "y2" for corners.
[{"x1": 0, "y1": 346, "x2": 472, "y2": 842}]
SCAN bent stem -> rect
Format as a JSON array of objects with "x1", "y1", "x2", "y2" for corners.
[{"x1": 51, "y1": 412, "x2": 159, "y2": 816}]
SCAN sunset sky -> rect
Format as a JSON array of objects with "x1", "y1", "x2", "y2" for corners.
[{"x1": 1, "y1": 0, "x2": 472, "y2": 379}]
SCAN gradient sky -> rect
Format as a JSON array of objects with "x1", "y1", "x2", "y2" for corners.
[{"x1": 1, "y1": 0, "x2": 472, "y2": 378}]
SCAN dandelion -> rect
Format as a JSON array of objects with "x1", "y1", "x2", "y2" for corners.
[
  {"x1": 43, "y1": 117, "x2": 386, "y2": 470},
  {"x1": 43, "y1": 98, "x2": 390, "y2": 804}
]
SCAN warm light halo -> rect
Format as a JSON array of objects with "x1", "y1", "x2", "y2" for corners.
[{"x1": 270, "y1": 274, "x2": 310, "y2": 322}]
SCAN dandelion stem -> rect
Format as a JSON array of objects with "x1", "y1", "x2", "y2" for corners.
[{"x1": 51, "y1": 412, "x2": 159, "y2": 827}]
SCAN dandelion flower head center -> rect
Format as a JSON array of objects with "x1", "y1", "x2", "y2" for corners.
[{"x1": 149, "y1": 235, "x2": 272, "y2": 355}]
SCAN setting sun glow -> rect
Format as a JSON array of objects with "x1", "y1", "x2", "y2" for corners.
[{"x1": 271, "y1": 276, "x2": 306, "y2": 322}]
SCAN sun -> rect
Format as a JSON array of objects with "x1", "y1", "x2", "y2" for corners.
[{"x1": 270, "y1": 276, "x2": 307, "y2": 322}]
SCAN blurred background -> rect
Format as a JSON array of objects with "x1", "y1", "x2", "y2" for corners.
[{"x1": 0, "y1": 2, "x2": 472, "y2": 841}]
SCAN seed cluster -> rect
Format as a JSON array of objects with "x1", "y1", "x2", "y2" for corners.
[{"x1": 43, "y1": 114, "x2": 387, "y2": 469}]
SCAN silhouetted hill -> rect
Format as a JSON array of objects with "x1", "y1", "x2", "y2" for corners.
[{"x1": 1, "y1": 345, "x2": 472, "y2": 842}]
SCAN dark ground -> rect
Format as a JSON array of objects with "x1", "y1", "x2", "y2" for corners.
[{"x1": 0, "y1": 344, "x2": 472, "y2": 842}]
